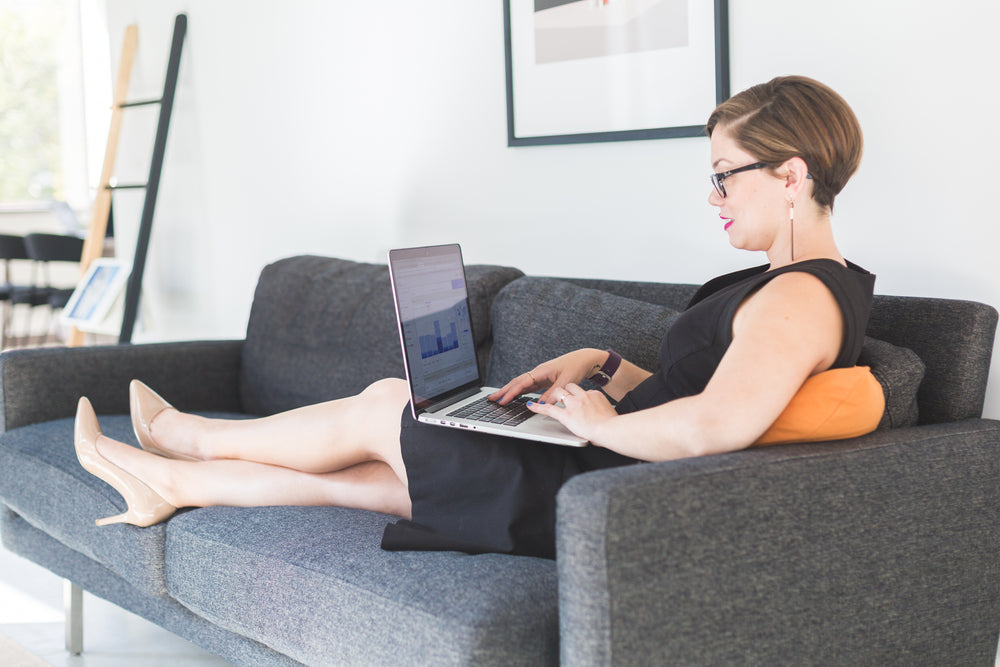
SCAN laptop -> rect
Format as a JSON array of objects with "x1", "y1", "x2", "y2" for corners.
[{"x1": 388, "y1": 244, "x2": 588, "y2": 447}]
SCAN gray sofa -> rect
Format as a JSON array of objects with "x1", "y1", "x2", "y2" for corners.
[{"x1": 1, "y1": 254, "x2": 999, "y2": 665}]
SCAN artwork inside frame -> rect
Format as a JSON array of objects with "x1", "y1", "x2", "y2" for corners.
[
  {"x1": 62, "y1": 258, "x2": 130, "y2": 333},
  {"x1": 504, "y1": 0, "x2": 730, "y2": 146}
]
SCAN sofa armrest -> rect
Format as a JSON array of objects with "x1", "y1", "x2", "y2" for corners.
[
  {"x1": 556, "y1": 420, "x2": 1000, "y2": 666},
  {"x1": 0, "y1": 341, "x2": 244, "y2": 432}
]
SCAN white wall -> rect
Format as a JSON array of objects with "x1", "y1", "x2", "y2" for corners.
[{"x1": 102, "y1": 0, "x2": 1000, "y2": 417}]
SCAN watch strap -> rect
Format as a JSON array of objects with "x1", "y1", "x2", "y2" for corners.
[{"x1": 590, "y1": 349, "x2": 622, "y2": 387}]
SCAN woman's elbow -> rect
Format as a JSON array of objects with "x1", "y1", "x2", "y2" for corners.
[
  {"x1": 681, "y1": 411, "x2": 759, "y2": 458},
  {"x1": 612, "y1": 400, "x2": 763, "y2": 461}
]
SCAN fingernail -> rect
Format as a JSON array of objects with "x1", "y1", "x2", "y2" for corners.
[{"x1": 526, "y1": 401, "x2": 535, "y2": 406}]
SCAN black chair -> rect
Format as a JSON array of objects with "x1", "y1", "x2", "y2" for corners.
[
  {"x1": 23, "y1": 233, "x2": 85, "y2": 344},
  {"x1": 0, "y1": 234, "x2": 47, "y2": 348}
]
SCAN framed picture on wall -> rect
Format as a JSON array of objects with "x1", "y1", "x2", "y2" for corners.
[{"x1": 503, "y1": 0, "x2": 730, "y2": 146}]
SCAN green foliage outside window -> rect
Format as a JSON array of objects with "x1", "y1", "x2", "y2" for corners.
[{"x1": 0, "y1": 0, "x2": 67, "y2": 202}]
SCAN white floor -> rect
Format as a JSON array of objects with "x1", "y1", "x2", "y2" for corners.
[{"x1": 0, "y1": 546, "x2": 229, "y2": 666}]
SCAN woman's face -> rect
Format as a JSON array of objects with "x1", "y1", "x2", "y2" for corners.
[{"x1": 708, "y1": 126, "x2": 786, "y2": 255}]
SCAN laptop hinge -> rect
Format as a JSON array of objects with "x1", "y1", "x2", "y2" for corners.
[{"x1": 426, "y1": 386, "x2": 480, "y2": 413}]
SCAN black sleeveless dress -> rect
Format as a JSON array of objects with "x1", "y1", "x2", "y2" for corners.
[{"x1": 381, "y1": 259, "x2": 876, "y2": 558}]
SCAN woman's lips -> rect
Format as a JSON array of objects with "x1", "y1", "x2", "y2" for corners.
[{"x1": 723, "y1": 218, "x2": 734, "y2": 231}]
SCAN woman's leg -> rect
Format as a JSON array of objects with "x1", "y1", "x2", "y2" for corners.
[
  {"x1": 87, "y1": 377, "x2": 413, "y2": 519},
  {"x1": 94, "y1": 430, "x2": 412, "y2": 517},
  {"x1": 146, "y1": 378, "x2": 411, "y2": 483}
]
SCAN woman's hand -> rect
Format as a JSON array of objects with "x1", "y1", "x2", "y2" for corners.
[
  {"x1": 488, "y1": 348, "x2": 607, "y2": 405},
  {"x1": 526, "y1": 382, "x2": 618, "y2": 443}
]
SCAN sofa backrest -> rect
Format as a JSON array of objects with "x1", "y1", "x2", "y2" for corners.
[
  {"x1": 866, "y1": 295, "x2": 997, "y2": 424},
  {"x1": 241, "y1": 256, "x2": 997, "y2": 425},
  {"x1": 239, "y1": 255, "x2": 523, "y2": 416},
  {"x1": 485, "y1": 276, "x2": 998, "y2": 426}
]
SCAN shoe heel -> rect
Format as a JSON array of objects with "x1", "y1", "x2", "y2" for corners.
[
  {"x1": 96, "y1": 501, "x2": 176, "y2": 528},
  {"x1": 75, "y1": 396, "x2": 178, "y2": 528}
]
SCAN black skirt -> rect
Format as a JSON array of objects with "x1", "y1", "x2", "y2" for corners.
[{"x1": 380, "y1": 406, "x2": 638, "y2": 559}]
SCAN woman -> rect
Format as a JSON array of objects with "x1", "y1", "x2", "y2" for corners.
[{"x1": 75, "y1": 75, "x2": 874, "y2": 559}]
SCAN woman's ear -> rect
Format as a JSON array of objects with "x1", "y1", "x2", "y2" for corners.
[{"x1": 782, "y1": 156, "x2": 811, "y2": 199}]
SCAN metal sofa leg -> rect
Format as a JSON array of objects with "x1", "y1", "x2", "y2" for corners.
[{"x1": 64, "y1": 580, "x2": 83, "y2": 655}]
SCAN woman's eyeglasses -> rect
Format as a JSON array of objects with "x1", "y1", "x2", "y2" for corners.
[
  {"x1": 710, "y1": 162, "x2": 813, "y2": 198},
  {"x1": 709, "y1": 162, "x2": 768, "y2": 198}
]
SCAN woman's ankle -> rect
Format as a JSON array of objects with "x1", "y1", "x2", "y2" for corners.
[{"x1": 150, "y1": 409, "x2": 207, "y2": 460}]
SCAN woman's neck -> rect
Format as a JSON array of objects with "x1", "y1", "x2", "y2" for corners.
[{"x1": 766, "y1": 210, "x2": 844, "y2": 269}]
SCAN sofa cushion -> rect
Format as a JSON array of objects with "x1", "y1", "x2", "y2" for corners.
[
  {"x1": 486, "y1": 277, "x2": 679, "y2": 386},
  {"x1": 859, "y1": 336, "x2": 924, "y2": 429},
  {"x1": 487, "y1": 278, "x2": 925, "y2": 435},
  {"x1": 751, "y1": 337, "x2": 923, "y2": 444},
  {"x1": 165, "y1": 506, "x2": 558, "y2": 666},
  {"x1": 0, "y1": 412, "x2": 253, "y2": 599},
  {"x1": 753, "y1": 367, "x2": 885, "y2": 446},
  {"x1": 0, "y1": 415, "x2": 172, "y2": 597},
  {"x1": 866, "y1": 294, "x2": 997, "y2": 423},
  {"x1": 241, "y1": 256, "x2": 524, "y2": 416}
]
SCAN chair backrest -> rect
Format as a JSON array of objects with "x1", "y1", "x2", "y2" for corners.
[
  {"x1": 0, "y1": 235, "x2": 30, "y2": 261},
  {"x1": 23, "y1": 234, "x2": 84, "y2": 263}
]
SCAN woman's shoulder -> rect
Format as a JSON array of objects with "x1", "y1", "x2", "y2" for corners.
[
  {"x1": 753, "y1": 258, "x2": 876, "y2": 367},
  {"x1": 778, "y1": 257, "x2": 874, "y2": 279},
  {"x1": 686, "y1": 263, "x2": 770, "y2": 308},
  {"x1": 689, "y1": 258, "x2": 874, "y2": 307},
  {"x1": 768, "y1": 258, "x2": 875, "y2": 300}
]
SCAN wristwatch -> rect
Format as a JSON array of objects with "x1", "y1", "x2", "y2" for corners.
[{"x1": 589, "y1": 350, "x2": 622, "y2": 387}]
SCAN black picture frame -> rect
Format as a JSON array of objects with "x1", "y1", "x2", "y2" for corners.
[{"x1": 504, "y1": 0, "x2": 730, "y2": 146}]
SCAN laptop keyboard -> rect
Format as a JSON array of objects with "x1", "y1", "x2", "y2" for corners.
[{"x1": 447, "y1": 396, "x2": 534, "y2": 427}]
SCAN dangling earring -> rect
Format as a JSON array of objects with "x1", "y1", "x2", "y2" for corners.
[{"x1": 788, "y1": 199, "x2": 795, "y2": 262}]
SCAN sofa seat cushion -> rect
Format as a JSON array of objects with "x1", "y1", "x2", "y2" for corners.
[
  {"x1": 0, "y1": 415, "x2": 172, "y2": 596},
  {"x1": 0, "y1": 412, "x2": 250, "y2": 598},
  {"x1": 165, "y1": 505, "x2": 558, "y2": 666}
]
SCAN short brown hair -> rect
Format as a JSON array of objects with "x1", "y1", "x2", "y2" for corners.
[{"x1": 706, "y1": 76, "x2": 862, "y2": 210}]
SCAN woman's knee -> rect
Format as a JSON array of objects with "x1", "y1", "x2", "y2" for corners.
[
  {"x1": 354, "y1": 378, "x2": 409, "y2": 481},
  {"x1": 360, "y1": 378, "x2": 409, "y2": 403}
]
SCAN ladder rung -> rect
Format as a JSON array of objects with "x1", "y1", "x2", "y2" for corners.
[
  {"x1": 119, "y1": 98, "x2": 162, "y2": 108},
  {"x1": 106, "y1": 183, "x2": 147, "y2": 190}
]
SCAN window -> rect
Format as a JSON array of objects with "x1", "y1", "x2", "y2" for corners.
[{"x1": 0, "y1": 0, "x2": 109, "y2": 211}]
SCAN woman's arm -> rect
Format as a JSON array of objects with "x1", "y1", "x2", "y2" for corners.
[
  {"x1": 529, "y1": 272, "x2": 845, "y2": 461},
  {"x1": 489, "y1": 349, "x2": 653, "y2": 405}
]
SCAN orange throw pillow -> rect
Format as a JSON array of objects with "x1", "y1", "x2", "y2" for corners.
[{"x1": 753, "y1": 366, "x2": 885, "y2": 446}]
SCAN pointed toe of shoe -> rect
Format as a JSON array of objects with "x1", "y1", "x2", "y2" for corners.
[{"x1": 130, "y1": 380, "x2": 192, "y2": 460}]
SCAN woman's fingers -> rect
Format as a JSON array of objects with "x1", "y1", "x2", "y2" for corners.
[
  {"x1": 488, "y1": 371, "x2": 538, "y2": 404},
  {"x1": 528, "y1": 384, "x2": 615, "y2": 442}
]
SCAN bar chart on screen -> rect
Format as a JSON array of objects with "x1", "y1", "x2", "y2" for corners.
[{"x1": 419, "y1": 319, "x2": 461, "y2": 359}]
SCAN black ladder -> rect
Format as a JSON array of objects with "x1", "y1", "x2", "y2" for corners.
[{"x1": 109, "y1": 13, "x2": 187, "y2": 343}]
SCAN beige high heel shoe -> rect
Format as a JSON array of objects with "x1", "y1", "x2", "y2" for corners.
[
  {"x1": 74, "y1": 397, "x2": 177, "y2": 527},
  {"x1": 130, "y1": 380, "x2": 197, "y2": 461}
]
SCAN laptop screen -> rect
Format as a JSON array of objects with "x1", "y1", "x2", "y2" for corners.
[{"x1": 388, "y1": 245, "x2": 481, "y2": 411}]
